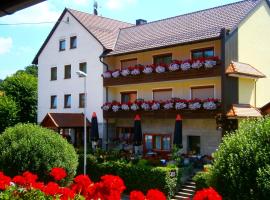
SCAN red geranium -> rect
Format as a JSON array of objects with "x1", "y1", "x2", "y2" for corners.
[
  {"x1": 58, "y1": 187, "x2": 75, "y2": 200},
  {"x1": 43, "y1": 182, "x2": 60, "y2": 196},
  {"x1": 130, "y1": 190, "x2": 145, "y2": 200},
  {"x1": 71, "y1": 174, "x2": 92, "y2": 197},
  {"x1": 50, "y1": 167, "x2": 67, "y2": 181},
  {"x1": 193, "y1": 187, "x2": 222, "y2": 200},
  {"x1": 13, "y1": 171, "x2": 38, "y2": 189},
  {"x1": 0, "y1": 171, "x2": 11, "y2": 190},
  {"x1": 146, "y1": 189, "x2": 167, "y2": 200}
]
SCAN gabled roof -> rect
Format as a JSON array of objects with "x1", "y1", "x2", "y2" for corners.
[
  {"x1": 227, "y1": 104, "x2": 262, "y2": 118},
  {"x1": 33, "y1": 8, "x2": 132, "y2": 64},
  {"x1": 226, "y1": 61, "x2": 266, "y2": 78},
  {"x1": 108, "y1": 0, "x2": 262, "y2": 56},
  {"x1": 41, "y1": 113, "x2": 91, "y2": 128}
]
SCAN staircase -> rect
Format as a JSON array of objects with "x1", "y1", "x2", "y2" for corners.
[{"x1": 172, "y1": 179, "x2": 196, "y2": 200}]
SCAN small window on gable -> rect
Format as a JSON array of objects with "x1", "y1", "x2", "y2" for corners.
[
  {"x1": 153, "y1": 89, "x2": 172, "y2": 101},
  {"x1": 153, "y1": 54, "x2": 172, "y2": 65},
  {"x1": 79, "y1": 62, "x2": 87, "y2": 75},
  {"x1": 59, "y1": 40, "x2": 66, "y2": 51},
  {"x1": 121, "y1": 91, "x2": 137, "y2": 103},
  {"x1": 191, "y1": 47, "x2": 214, "y2": 59},
  {"x1": 121, "y1": 58, "x2": 137, "y2": 69},
  {"x1": 191, "y1": 85, "x2": 214, "y2": 99},
  {"x1": 70, "y1": 36, "x2": 77, "y2": 49}
]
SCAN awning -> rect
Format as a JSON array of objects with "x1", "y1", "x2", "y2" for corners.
[
  {"x1": 227, "y1": 104, "x2": 262, "y2": 118},
  {"x1": 40, "y1": 113, "x2": 91, "y2": 129},
  {"x1": 226, "y1": 61, "x2": 266, "y2": 79}
]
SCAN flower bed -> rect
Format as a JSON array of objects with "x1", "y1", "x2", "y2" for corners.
[
  {"x1": 102, "y1": 98, "x2": 220, "y2": 112},
  {"x1": 0, "y1": 167, "x2": 167, "y2": 200},
  {"x1": 102, "y1": 57, "x2": 219, "y2": 79}
]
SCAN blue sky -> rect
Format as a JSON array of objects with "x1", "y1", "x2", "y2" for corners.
[{"x1": 0, "y1": 0, "x2": 240, "y2": 79}]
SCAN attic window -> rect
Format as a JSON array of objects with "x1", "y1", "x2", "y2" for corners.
[{"x1": 66, "y1": 17, "x2": 69, "y2": 23}]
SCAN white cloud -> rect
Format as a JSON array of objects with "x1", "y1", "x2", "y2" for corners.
[
  {"x1": 106, "y1": 0, "x2": 137, "y2": 10},
  {"x1": 0, "y1": 1, "x2": 60, "y2": 25},
  {"x1": 0, "y1": 37, "x2": 13, "y2": 55}
]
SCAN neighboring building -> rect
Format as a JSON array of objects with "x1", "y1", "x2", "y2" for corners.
[
  {"x1": 33, "y1": 8, "x2": 132, "y2": 146},
  {"x1": 35, "y1": 0, "x2": 270, "y2": 155}
]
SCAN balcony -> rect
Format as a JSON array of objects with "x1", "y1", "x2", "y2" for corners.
[
  {"x1": 103, "y1": 59, "x2": 222, "y2": 87},
  {"x1": 102, "y1": 99, "x2": 221, "y2": 119}
]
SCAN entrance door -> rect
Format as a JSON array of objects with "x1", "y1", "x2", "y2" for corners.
[{"x1": 187, "y1": 136, "x2": 200, "y2": 155}]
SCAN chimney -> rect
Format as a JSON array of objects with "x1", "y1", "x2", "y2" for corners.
[{"x1": 136, "y1": 19, "x2": 147, "y2": 26}]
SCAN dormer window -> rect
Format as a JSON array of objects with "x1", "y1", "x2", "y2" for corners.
[
  {"x1": 70, "y1": 36, "x2": 77, "y2": 49},
  {"x1": 59, "y1": 39, "x2": 66, "y2": 51}
]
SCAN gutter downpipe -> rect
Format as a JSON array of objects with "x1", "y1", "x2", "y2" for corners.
[{"x1": 99, "y1": 49, "x2": 111, "y2": 151}]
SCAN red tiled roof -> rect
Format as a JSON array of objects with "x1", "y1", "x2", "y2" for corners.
[
  {"x1": 109, "y1": 0, "x2": 261, "y2": 55},
  {"x1": 67, "y1": 9, "x2": 133, "y2": 50},
  {"x1": 226, "y1": 61, "x2": 266, "y2": 78},
  {"x1": 227, "y1": 104, "x2": 262, "y2": 118},
  {"x1": 41, "y1": 113, "x2": 91, "y2": 128}
]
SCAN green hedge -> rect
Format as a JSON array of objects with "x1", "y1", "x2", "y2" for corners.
[{"x1": 78, "y1": 155, "x2": 181, "y2": 198}]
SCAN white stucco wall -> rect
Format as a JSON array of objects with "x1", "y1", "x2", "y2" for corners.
[{"x1": 38, "y1": 11, "x2": 104, "y2": 125}]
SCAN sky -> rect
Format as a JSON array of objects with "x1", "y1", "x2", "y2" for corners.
[{"x1": 0, "y1": 0, "x2": 241, "y2": 79}]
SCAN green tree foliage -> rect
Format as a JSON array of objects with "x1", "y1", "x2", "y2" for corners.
[
  {"x1": 0, "y1": 124, "x2": 78, "y2": 184},
  {"x1": 0, "y1": 96, "x2": 18, "y2": 133},
  {"x1": 209, "y1": 117, "x2": 270, "y2": 200},
  {"x1": 0, "y1": 72, "x2": 37, "y2": 123},
  {"x1": 16, "y1": 65, "x2": 38, "y2": 77}
]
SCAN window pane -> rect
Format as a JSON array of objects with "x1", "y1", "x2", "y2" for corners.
[
  {"x1": 192, "y1": 52, "x2": 203, "y2": 59},
  {"x1": 153, "y1": 89, "x2": 172, "y2": 101},
  {"x1": 154, "y1": 54, "x2": 172, "y2": 65},
  {"x1": 59, "y1": 40, "x2": 66, "y2": 51},
  {"x1": 191, "y1": 86, "x2": 214, "y2": 99},
  {"x1": 79, "y1": 62, "x2": 87, "y2": 74},
  {"x1": 145, "y1": 135, "x2": 153, "y2": 151},
  {"x1": 121, "y1": 59, "x2": 137, "y2": 69},
  {"x1": 163, "y1": 137, "x2": 171, "y2": 150},
  {"x1": 50, "y1": 96, "x2": 57, "y2": 109},
  {"x1": 121, "y1": 92, "x2": 137, "y2": 103},
  {"x1": 204, "y1": 49, "x2": 214, "y2": 58},
  {"x1": 64, "y1": 65, "x2": 71, "y2": 79},
  {"x1": 79, "y1": 93, "x2": 85, "y2": 108},
  {"x1": 191, "y1": 48, "x2": 214, "y2": 59},
  {"x1": 51, "y1": 67, "x2": 57, "y2": 80},
  {"x1": 70, "y1": 36, "x2": 77, "y2": 49},
  {"x1": 155, "y1": 136, "x2": 161, "y2": 150},
  {"x1": 64, "y1": 95, "x2": 71, "y2": 108}
]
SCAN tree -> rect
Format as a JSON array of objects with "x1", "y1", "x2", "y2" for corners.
[
  {"x1": 0, "y1": 95, "x2": 18, "y2": 133},
  {"x1": 0, "y1": 72, "x2": 37, "y2": 123},
  {"x1": 16, "y1": 65, "x2": 38, "y2": 77}
]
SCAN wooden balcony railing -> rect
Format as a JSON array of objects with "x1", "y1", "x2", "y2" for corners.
[{"x1": 103, "y1": 65, "x2": 222, "y2": 86}]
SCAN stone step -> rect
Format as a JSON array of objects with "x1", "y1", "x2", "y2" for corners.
[
  {"x1": 176, "y1": 191, "x2": 193, "y2": 197},
  {"x1": 171, "y1": 196, "x2": 190, "y2": 200},
  {"x1": 181, "y1": 188, "x2": 195, "y2": 193},
  {"x1": 185, "y1": 181, "x2": 196, "y2": 185},
  {"x1": 183, "y1": 185, "x2": 196, "y2": 189}
]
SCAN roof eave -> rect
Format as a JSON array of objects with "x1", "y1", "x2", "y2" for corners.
[{"x1": 227, "y1": 72, "x2": 266, "y2": 79}]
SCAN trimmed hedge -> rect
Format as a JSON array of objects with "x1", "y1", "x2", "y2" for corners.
[
  {"x1": 0, "y1": 123, "x2": 78, "y2": 184},
  {"x1": 78, "y1": 155, "x2": 181, "y2": 198}
]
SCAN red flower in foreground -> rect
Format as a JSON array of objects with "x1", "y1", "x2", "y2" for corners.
[
  {"x1": 193, "y1": 187, "x2": 222, "y2": 200},
  {"x1": 130, "y1": 190, "x2": 145, "y2": 200},
  {"x1": 43, "y1": 182, "x2": 60, "y2": 196},
  {"x1": 71, "y1": 174, "x2": 92, "y2": 197},
  {"x1": 12, "y1": 171, "x2": 38, "y2": 188},
  {"x1": 58, "y1": 187, "x2": 75, "y2": 200},
  {"x1": 146, "y1": 189, "x2": 166, "y2": 200},
  {"x1": 0, "y1": 172, "x2": 11, "y2": 190},
  {"x1": 50, "y1": 167, "x2": 67, "y2": 181}
]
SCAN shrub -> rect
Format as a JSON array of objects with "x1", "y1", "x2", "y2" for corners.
[
  {"x1": 209, "y1": 117, "x2": 270, "y2": 199},
  {"x1": 0, "y1": 124, "x2": 78, "y2": 183},
  {"x1": 193, "y1": 171, "x2": 210, "y2": 190},
  {"x1": 78, "y1": 156, "x2": 181, "y2": 198}
]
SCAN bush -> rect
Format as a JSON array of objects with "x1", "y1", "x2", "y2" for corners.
[
  {"x1": 78, "y1": 155, "x2": 181, "y2": 198},
  {"x1": 193, "y1": 171, "x2": 210, "y2": 190},
  {"x1": 0, "y1": 124, "x2": 78, "y2": 183},
  {"x1": 209, "y1": 117, "x2": 270, "y2": 199}
]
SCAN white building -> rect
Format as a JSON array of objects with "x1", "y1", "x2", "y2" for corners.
[{"x1": 33, "y1": 8, "x2": 132, "y2": 146}]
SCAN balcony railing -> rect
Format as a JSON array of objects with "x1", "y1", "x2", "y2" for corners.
[
  {"x1": 102, "y1": 99, "x2": 221, "y2": 119},
  {"x1": 103, "y1": 58, "x2": 222, "y2": 87}
]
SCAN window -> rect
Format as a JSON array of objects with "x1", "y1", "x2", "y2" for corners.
[
  {"x1": 191, "y1": 47, "x2": 214, "y2": 59},
  {"x1": 64, "y1": 94, "x2": 71, "y2": 108},
  {"x1": 70, "y1": 36, "x2": 77, "y2": 49},
  {"x1": 50, "y1": 95, "x2": 57, "y2": 109},
  {"x1": 121, "y1": 91, "x2": 137, "y2": 103},
  {"x1": 153, "y1": 89, "x2": 172, "y2": 101},
  {"x1": 191, "y1": 85, "x2": 214, "y2": 99},
  {"x1": 79, "y1": 93, "x2": 85, "y2": 108},
  {"x1": 144, "y1": 134, "x2": 171, "y2": 152},
  {"x1": 153, "y1": 54, "x2": 172, "y2": 65},
  {"x1": 59, "y1": 40, "x2": 66, "y2": 51},
  {"x1": 64, "y1": 65, "x2": 71, "y2": 79},
  {"x1": 115, "y1": 127, "x2": 134, "y2": 144},
  {"x1": 121, "y1": 58, "x2": 137, "y2": 69},
  {"x1": 51, "y1": 67, "x2": 57, "y2": 81},
  {"x1": 79, "y1": 62, "x2": 87, "y2": 74},
  {"x1": 188, "y1": 136, "x2": 200, "y2": 154}
]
